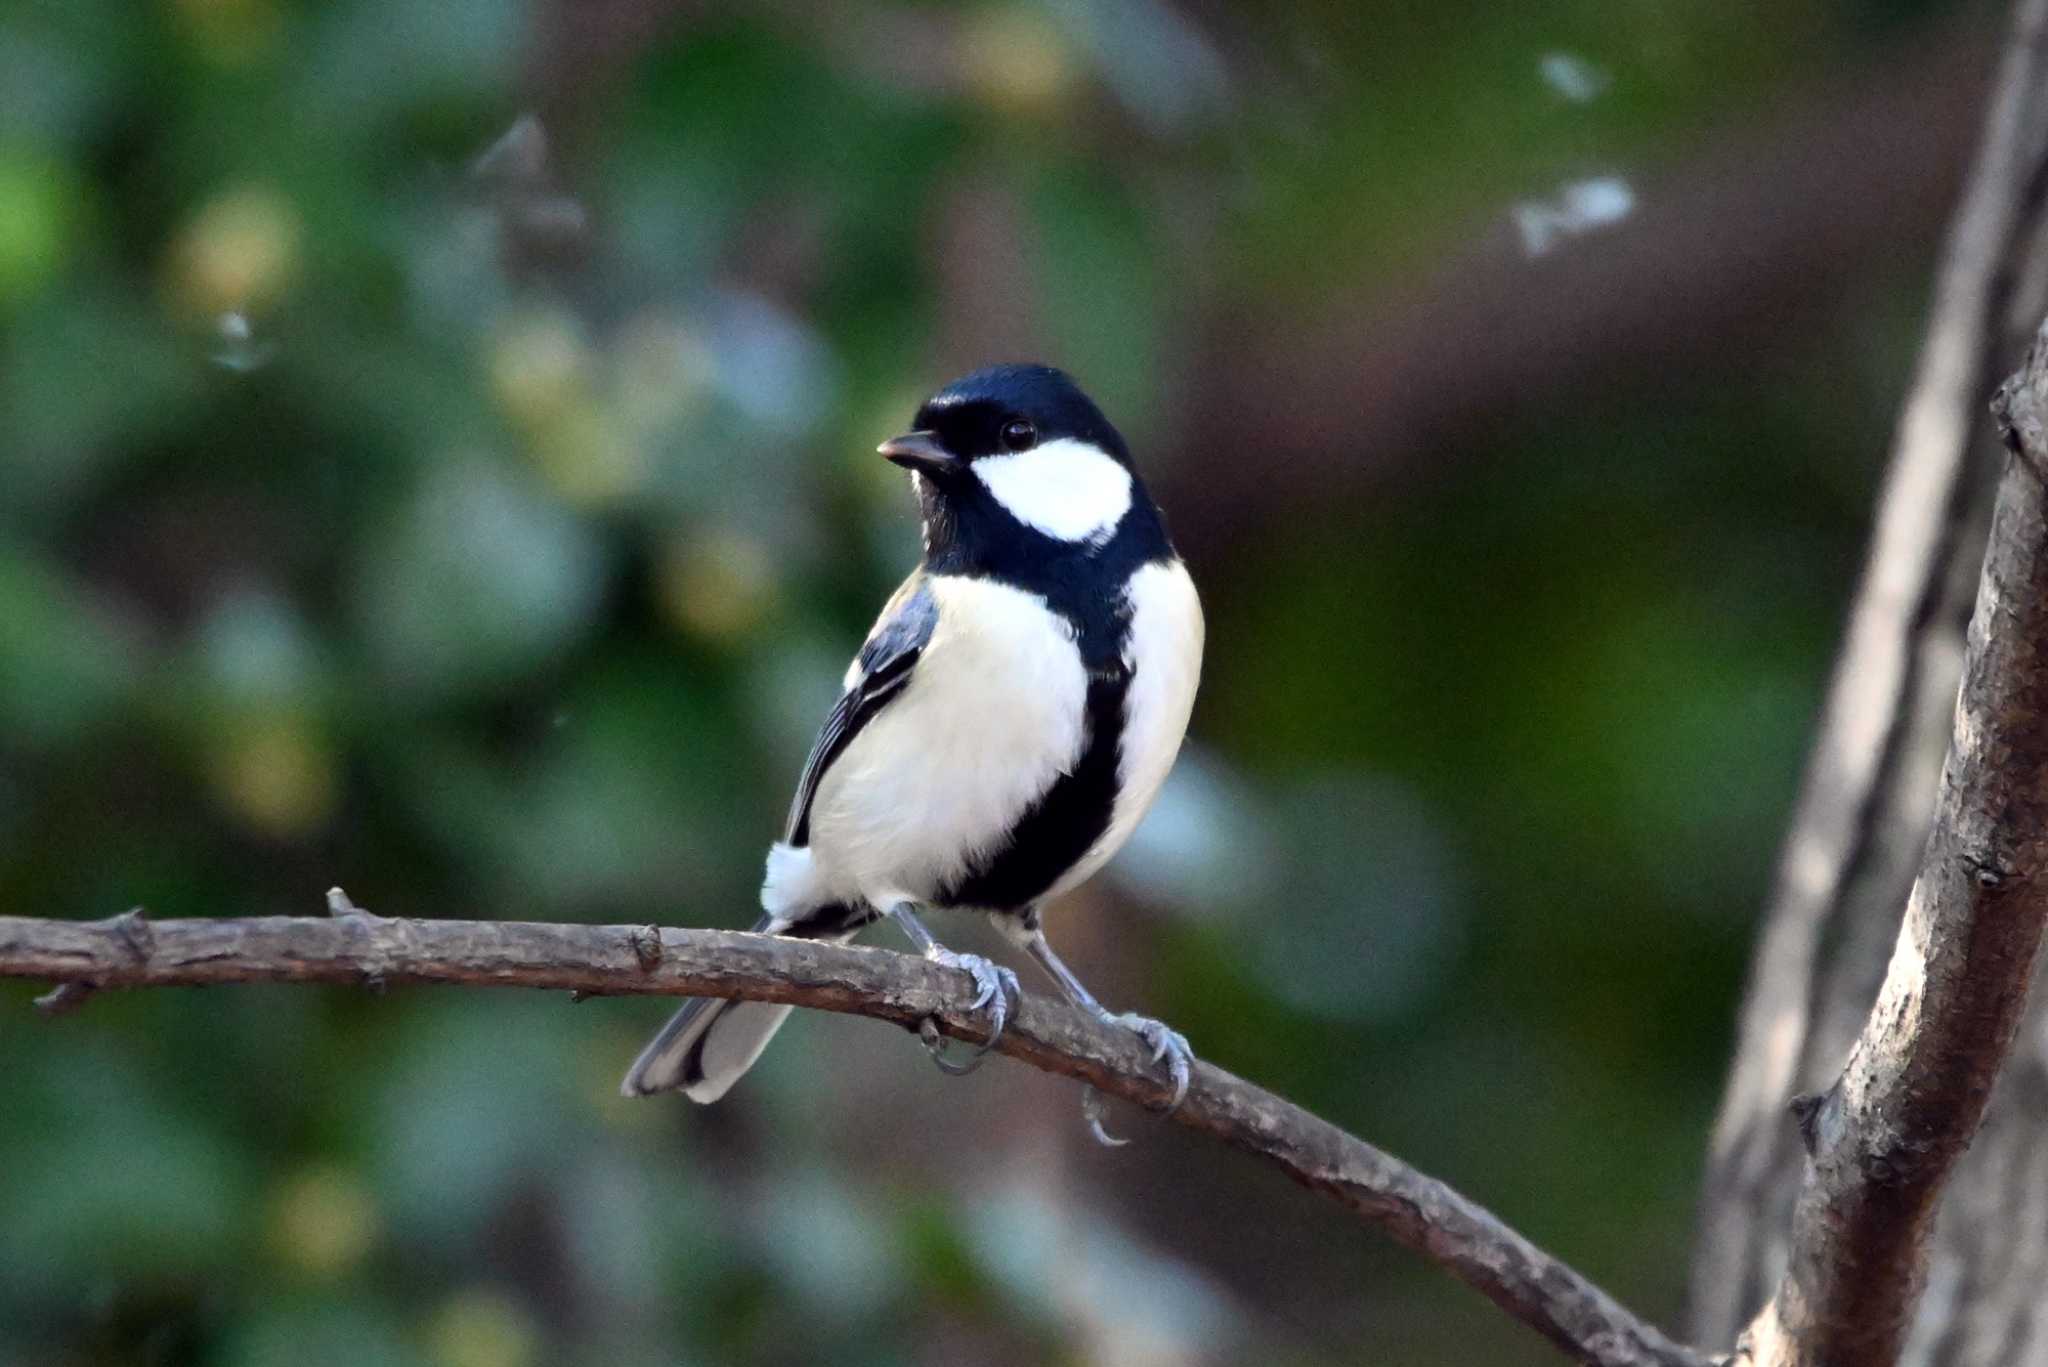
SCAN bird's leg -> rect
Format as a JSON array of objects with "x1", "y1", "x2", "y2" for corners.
[
  {"x1": 1025, "y1": 932, "x2": 1194, "y2": 1147},
  {"x1": 884, "y1": 902, "x2": 1020, "y2": 1075}
]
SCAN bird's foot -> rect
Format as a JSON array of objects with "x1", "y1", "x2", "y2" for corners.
[
  {"x1": 1112, "y1": 1012, "x2": 1195, "y2": 1111},
  {"x1": 919, "y1": 949, "x2": 1021, "y2": 1076},
  {"x1": 1079, "y1": 1013, "x2": 1195, "y2": 1147}
]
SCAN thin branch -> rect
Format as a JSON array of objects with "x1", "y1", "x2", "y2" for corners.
[
  {"x1": 1738, "y1": 327, "x2": 2048, "y2": 1365},
  {"x1": 0, "y1": 897, "x2": 1710, "y2": 1367},
  {"x1": 1691, "y1": 0, "x2": 2048, "y2": 1338}
]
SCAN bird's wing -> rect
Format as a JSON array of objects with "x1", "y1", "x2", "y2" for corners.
[{"x1": 783, "y1": 572, "x2": 939, "y2": 845}]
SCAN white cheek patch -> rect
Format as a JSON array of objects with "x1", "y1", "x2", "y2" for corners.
[{"x1": 972, "y1": 437, "x2": 1134, "y2": 544}]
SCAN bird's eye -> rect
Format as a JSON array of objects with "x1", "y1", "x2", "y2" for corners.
[{"x1": 999, "y1": 419, "x2": 1037, "y2": 452}]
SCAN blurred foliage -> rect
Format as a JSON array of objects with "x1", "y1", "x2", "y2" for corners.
[{"x1": 0, "y1": 0, "x2": 1991, "y2": 1363}]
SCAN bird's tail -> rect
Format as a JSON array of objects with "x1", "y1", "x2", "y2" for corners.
[{"x1": 618, "y1": 910, "x2": 861, "y2": 1102}]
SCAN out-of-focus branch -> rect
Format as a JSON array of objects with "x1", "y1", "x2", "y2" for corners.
[
  {"x1": 0, "y1": 894, "x2": 1707, "y2": 1367},
  {"x1": 1690, "y1": 0, "x2": 2048, "y2": 1340},
  {"x1": 1736, "y1": 329, "x2": 2048, "y2": 1365},
  {"x1": 1169, "y1": 22, "x2": 1995, "y2": 550}
]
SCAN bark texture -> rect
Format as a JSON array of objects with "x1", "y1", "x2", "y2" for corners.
[
  {"x1": 1691, "y1": 0, "x2": 2048, "y2": 1351},
  {"x1": 1735, "y1": 334, "x2": 2048, "y2": 1365},
  {"x1": 0, "y1": 894, "x2": 1710, "y2": 1367}
]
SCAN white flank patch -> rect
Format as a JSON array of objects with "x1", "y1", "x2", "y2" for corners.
[
  {"x1": 973, "y1": 437, "x2": 1133, "y2": 544},
  {"x1": 799, "y1": 575, "x2": 1089, "y2": 908},
  {"x1": 761, "y1": 842, "x2": 829, "y2": 919},
  {"x1": 1048, "y1": 557, "x2": 1204, "y2": 901}
]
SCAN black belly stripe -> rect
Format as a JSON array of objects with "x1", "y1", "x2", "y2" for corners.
[
  {"x1": 936, "y1": 667, "x2": 1129, "y2": 913},
  {"x1": 918, "y1": 502, "x2": 1172, "y2": 916}
]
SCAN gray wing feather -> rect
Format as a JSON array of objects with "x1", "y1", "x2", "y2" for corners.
[{"x1": 784, "y1": 575, "x2": 938, "y2": 845}]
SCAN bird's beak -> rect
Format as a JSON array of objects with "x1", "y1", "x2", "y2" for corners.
[{"x1": 878, "y1": 430, "x2": 956, "y2": 475}]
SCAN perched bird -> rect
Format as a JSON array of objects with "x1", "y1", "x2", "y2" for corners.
[{"x1": 621, "y1": 364, "x2": 1204, "y2": 1138}]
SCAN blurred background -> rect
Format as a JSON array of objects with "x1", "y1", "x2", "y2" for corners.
[{"x1": 0, "y1": 0, "x2": 2004, "y2": 1363}]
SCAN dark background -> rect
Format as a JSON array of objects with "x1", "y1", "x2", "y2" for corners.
[{"x1": 0, "y1": 1, "x2": 1997, "y2": 1363}]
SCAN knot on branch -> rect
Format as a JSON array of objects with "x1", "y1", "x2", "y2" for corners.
[
  {"x1": 1993, "y1": 327, "x2": 2048, "y2": 484},
  {"x1": 1789, "y1": 1091, "x2": 1829, "y2": 1156},
  {"x1": 630, "y1": 924, "x2": 664, "y2": 971},
  {"x1": 325, "y1": 886, "x2": 391, "y2": 993},
  {"x1": 1963, "y1": 849, "x2": 2017, "y2": 889},
  {"x1": 325, "y1": 887, "x2": 373, "y2": 920},
  {"x1": 34, "y1": 907, "x2": 153, "y2": 1018},
  {"x1": 109, "y1": 907, "x2": 155, "y2": 962}
]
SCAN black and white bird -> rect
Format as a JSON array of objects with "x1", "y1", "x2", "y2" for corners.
[{"x1": 620, "y1": 364, "x2": 1203, "y2": 1137}]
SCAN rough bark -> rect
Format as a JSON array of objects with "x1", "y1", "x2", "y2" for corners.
[
  {"x1": 0, "y1": 893, "x2": 1708, "y2": 1367},
  {"x1": 1691, "y1": 0, "x2": 2048, "y2": 1348},
  {"x1": 1734, "y1": 333, "x2": 2048, "y2": 1365}
]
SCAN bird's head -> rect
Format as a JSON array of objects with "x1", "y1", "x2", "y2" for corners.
[{"x1": 880, "y1": 364, "x2": 1143, "y2": 550}]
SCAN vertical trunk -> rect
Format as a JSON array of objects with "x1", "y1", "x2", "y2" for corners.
[{"x1": 1691, "y1": 0, "x2": 2048, "y2": 1356}]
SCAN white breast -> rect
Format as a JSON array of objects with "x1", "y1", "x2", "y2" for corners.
[
  {"x1": 803, "y1": 576, "x2": 1090, "y2": 908},
  {"x1": 1047, "y1": 556, "x2": 1204, "y2": 901}
]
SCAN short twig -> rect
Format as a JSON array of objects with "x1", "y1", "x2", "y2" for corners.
[{"x1": 33, "y1": 981, "x2": 98, "y2": 1017}]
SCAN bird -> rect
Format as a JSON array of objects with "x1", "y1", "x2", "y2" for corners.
[{"x1": 620, "y1": 363, "x2": 1204, "y2": 1140}]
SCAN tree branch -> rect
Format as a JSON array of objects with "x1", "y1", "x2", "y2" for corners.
[
  {"x1": 1737, "y1": 328, "x2": 2048, "y2": 1365},
  {"x1": 0, "y1": 894, "x2": 1709, "y2": 1367},
  {"x1": 1691, "y1": 0, "x2": 2048, "y2": 1339}
]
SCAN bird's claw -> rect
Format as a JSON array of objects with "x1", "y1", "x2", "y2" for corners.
[
  {"x1": 1110, "y1": 1012, "x2": 1194, "y2": 1114},
  {"x1": 919, "y1": 950, "x2": 1021, "y2": 1076},
  {"x1": 1082, "y1": 1085, "x2": 1129, "y2": 1147},
  {"x1": 1075, "y1": 1013, "x2": 1195, "y2": 1147}
]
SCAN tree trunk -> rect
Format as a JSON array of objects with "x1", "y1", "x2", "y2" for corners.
[{"x1": 1691, "y1": 0, "x2": 2048, "y2": 1356}]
